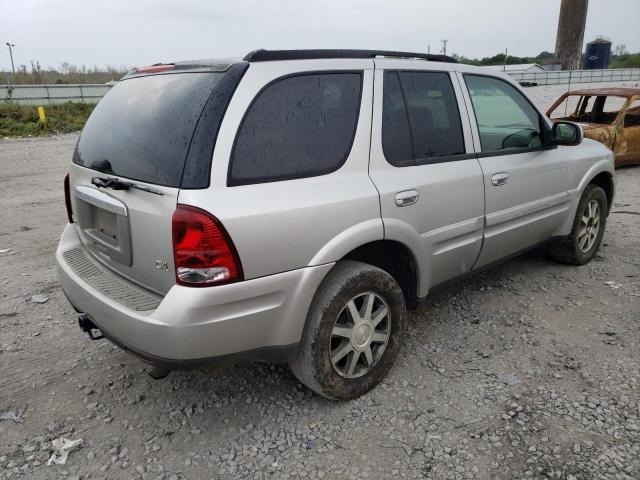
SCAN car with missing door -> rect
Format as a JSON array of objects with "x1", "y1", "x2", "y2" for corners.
[
  {"x1": 547, "y1": 87, "x2": 640, "y2": 167},
  {"x1": 56, "y1": 49, "x2": 615, "y2": 400}
]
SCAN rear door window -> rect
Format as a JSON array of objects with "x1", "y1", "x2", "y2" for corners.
[
  {"x1": 598, "y1": 96, "x2": 629, "y2": 124},
  {"x1": 381, "y1": 72, "x2": 414, "y2": 165},
  {"x1": 74, "y1": 72, "x2": 223, "y2": 187},
  {"x1": 382, "y1": 71, "x2": 465, "y2": 166},
  {"x1": 228, "y1": 73, "x2": 362, "y2": 186}
]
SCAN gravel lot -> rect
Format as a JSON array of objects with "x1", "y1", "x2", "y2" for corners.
[{"x1": 1, "y1": 82, "x2": 639, "y2": 480}]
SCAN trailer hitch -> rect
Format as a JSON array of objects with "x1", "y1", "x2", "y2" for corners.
[{"x1": 78, "y1": 313, "x2": 104, "y2": 341}]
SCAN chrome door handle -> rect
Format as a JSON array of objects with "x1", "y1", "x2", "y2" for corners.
[
  {"x1": 395, "y1": 189, "x2": 419, "y2": 207},
  {"x1": 491, "y1": 172, "x2": 509, "y2": 186}
]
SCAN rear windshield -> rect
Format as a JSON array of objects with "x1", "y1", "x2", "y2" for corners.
[{"x1": 74, "y1": 72, "x2": 223, "y2": 187}]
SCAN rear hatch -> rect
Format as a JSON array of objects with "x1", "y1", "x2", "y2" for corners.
[{"x1": 69, "y1": 68, "x2": 228, "y2": 295}]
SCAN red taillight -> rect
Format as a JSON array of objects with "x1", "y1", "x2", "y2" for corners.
[
  {"x1": 64, "y1": 173, "x2": 74, "y2": 223},
  {"x1": 171, "y1": 205, "x2": 243, "y2": 287},
  {"x1": 135, "y1": 64, "x2": 175, "y2": 74}
]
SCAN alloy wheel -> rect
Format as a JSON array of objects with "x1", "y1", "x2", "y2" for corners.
[
  {"x1": 578, "y1": 199, "x2": 600, "y2": 253},
  {"x1": 329, "y1": 292, "x2": 391, "y2": 379}
]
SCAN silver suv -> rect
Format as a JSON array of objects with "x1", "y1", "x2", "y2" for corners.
[{"x1": 57, "y1": 49, "x2": 615, "y2": 399}]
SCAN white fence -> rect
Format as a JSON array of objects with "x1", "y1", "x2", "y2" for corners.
[
  {"x1": 0, "y1": 84, "x2": 112, "y2": 105},
  {"x1": 1, "y1": 68, "x2": 639, "y2": 105},
  {"x1": 509, "y1": 68, "x2": 640, "y2": 86}
]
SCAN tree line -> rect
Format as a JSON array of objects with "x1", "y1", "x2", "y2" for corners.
[
  {"x1": 452, "y1": 45, "x2": 640, "y2": 69},
  {"x1": 2, "y1": 48, "x2": 639, "y2": 85},
  {"x1": 1, "y1": 62, "x2": 129, "y2": 85}
]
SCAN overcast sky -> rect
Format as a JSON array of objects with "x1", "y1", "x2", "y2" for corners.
[{"x1": 1, "y1": 0, "x2": 638, "y2": 70}]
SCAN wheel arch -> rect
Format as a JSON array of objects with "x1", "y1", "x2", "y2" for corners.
[
  {"x1": 588, "y1": 171, "x2": 614, "y2": 214},
  {"x1": 340, "y1": 240, "x2": 420, "y2": 310},
  {"x1": 556, "y1": 162, "x2": 615, "y2": 237},
  {"x1": 307, "y1": 218, "x2": 423, "y2": 309}
]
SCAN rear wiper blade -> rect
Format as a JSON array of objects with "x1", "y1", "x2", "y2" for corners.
[{"x1": 91, "y1": 176, "x2": 165, "y2": 196}]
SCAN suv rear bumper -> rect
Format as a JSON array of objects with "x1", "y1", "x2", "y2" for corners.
[{"x1": 56, "y1": 224, "x2": 333, "y2": 367}]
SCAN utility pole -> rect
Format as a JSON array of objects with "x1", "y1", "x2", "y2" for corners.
[
  {"x1": 503, "y1": 48, "x2": 508, "y2": 71},
  {"x1": 427, "y1": 44, "x2": 430, "y2": 54},
  {"x1": 6, "y1": 42, "x2": 16, "y2": 75},
  {"x1": 441, "y1": 39, "x2": 448, "y2": 57},
  {"x1": 555, "y1": 0, "x2": 589, "y2": 70},
  {"x1": 5, "y1": 42, "x2": 15, "y2": 86}
]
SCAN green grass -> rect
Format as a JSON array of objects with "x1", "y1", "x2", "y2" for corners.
[
  {"x1": 609, "y1": 53, "x2": 640, "y2": 69},
  {"x1": 0, "y1": 102, "x2": 95, "y2": 137}
]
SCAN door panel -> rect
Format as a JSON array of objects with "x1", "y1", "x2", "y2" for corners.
[
  {"x1": 616, "y1": 125, "x2": 640, "y2": 164},
  {"x1": 476, "y1": 151, "x2": 570, "y2": 266},
  {"x1": 458, "y1": 73, "x2": 569, "y2": 268},
  {"x1": 616, "y1": 97, "x2": 640, "y2": 164},
  {"x1": 369, "y1": 60, "x2": 485, "y2": 296}
]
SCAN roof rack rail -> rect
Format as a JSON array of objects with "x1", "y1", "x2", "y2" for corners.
[{"x1": 243, "y1": 49, "x2": 457, "y2": 63}]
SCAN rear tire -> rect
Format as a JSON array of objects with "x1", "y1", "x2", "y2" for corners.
[
  {"x1": 548, "y1": 184, "x2": 607, "y2": 265},
  {"x1": 289, "y1": 261, "x2": 405, "y2": 400}
]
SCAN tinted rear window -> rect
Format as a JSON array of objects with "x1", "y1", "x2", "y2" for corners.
[
  {"x1": 74, "y1": 72, "x2": 223, "y2": 187},
  {"x1": 382, "y1": 71, "x2": 465, "y2": 166},
  {"x1": 229, "y1": 73, "x2": 362, "y2": 186},
  {"x1": 382, "y1": 72, "x2": 414, "y2": 165}
]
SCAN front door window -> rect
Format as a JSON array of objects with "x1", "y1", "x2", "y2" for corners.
[{"x1": 465, "y1": 75, "x2": 543, "y2": 152}]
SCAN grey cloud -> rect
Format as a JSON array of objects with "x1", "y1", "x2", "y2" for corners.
[{"x1": 1, "y1": 0, "x2": 637, "y2": 69}]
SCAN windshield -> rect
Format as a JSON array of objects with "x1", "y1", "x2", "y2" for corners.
[{"x1": 74, "y1": 72, "x2": 223, "y2": 187}]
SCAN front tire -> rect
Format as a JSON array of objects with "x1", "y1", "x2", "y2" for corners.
[
  {"x1": 289, "y1": 261, "x2": 405, "y2": 400},
  {"x1": 548, "y1": 184, "x2": 607, "y2": 265}
]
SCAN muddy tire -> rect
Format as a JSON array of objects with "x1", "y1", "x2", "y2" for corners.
[
  {"x1": 289, "y1": 261, "x2": 405, "y2": 400},
  {"x1": 548, "y1": 184, "x2": 608, "y2": 265}
]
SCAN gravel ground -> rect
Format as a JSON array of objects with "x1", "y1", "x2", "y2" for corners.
[{"x1": 1, "y1": 82, "x2": 639, "y2": 480}]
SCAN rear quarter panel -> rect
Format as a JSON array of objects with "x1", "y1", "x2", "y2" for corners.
[{"x1": 178, "y1": 59, "x2": 384, "y2": 280}]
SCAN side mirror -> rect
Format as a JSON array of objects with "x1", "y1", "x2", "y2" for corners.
[{"x1": 551, "y1": 121, "x2": 583, "y2": 146}]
